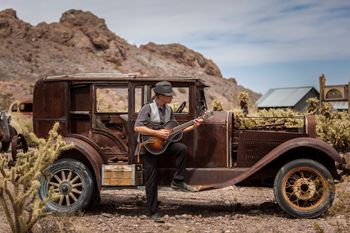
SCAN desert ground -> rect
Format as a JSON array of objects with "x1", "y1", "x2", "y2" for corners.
[{"x1": 1, "y1": 175, "x2": 350, "y2": 233}]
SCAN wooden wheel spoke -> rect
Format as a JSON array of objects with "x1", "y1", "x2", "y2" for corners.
[
  {"x1": 67, "y1": 171, "x2": 73, "y2": 181},
  {"x1": 72, "y1": 183, "x2": 82, "y2": 188},
  {"x1": 70, "y1": 175, "x2": 80, "y2": 184},
  {"x1": 61, "y1": 170, "x2": 66, "y2": 181},
  {"x1": 72, "y1": 188, "x2": 82, "y2": 195},
  {"x1": 59, "y1": 195, "x2": 64, "y2": 205},
  {"x1": 52, "y1": 188, "x2": 60, "y2": 193},
  {"x1": 65, "y1": 195, "x2": 71, "y2": 206},
  {"x1": 69, "y1": 192, "x2": 78, "y2": 202},
  {"x1": 54, "y1": 174, "x2": 62, "y2": 183},
  {"x1": 49, "y1": 181, "x2": 60, "y2": 188}
]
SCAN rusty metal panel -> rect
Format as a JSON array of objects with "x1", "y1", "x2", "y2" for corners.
[
  {"x1": 90, "y1": 129, "x2": 128, "y2": 163},
  {"x1": 305, "y1": 115, "x2": 316, "y2": 138},
  {"x1": 158, "y1": 111, "x2": 230, "y2": 168},
  {"x1": 237, "y1": 131, "x2": 307, "y2": 167},
  {"x1": 191, "y1": 111, "x2": 229, "y2": 168},
  {"x1": 33, "y1": 121, "x2": 68, "y2": 138},
  {"x1": 33, "y1": 79, "x2": 68, "y2": 138},
  {"x1": 102, "y1": 164, "x2": 143, "y2": 186},
  {"x1": 70, "y1": 84, "x2": 91, "y2": 112}
]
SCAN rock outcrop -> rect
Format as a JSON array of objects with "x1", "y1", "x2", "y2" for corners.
[{"x1": 0, "y1": 8, "x2": 260, "y2": 110}]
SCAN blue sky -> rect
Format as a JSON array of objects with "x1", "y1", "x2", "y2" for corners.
[{"x1": 1, "y1": 0, "x2": 350, "y2": 94}]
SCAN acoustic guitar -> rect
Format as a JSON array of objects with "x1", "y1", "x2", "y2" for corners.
[{"x1": 140, "y1": 111, "x2": 214, "y2": 155}]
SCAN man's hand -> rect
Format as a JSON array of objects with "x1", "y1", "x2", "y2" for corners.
[
  {"x1": 193, "y1": 118, "x2": 204, "y2": 128},
  {"x1": 156, "y1": 128, "x2": 172, "y2": 140}
]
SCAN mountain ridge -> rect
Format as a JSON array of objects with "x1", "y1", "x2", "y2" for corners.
[{"x1": 0, "y1": 8, "x2": 260, "y2": 110}]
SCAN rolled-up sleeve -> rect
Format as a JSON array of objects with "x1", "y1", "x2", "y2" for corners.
[{"x1": 134, "y1": 104, "x2": 151, "y2": 127}]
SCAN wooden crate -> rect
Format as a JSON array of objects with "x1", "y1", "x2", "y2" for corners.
[{"x1": 102, "y1": 164, "x2": 143, "y2": 186}]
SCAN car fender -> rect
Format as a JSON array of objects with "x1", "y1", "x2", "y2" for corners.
[
  {"x1": 201, "y1": 137, "x2": 341, "y2": 190},
  {"x1": 61, "y1": 136, "x2": 104, "y2": 190}
]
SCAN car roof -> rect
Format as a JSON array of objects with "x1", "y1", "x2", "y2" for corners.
[{"x1": 43, "y1": 72, "x2": 207, "y2": 86}]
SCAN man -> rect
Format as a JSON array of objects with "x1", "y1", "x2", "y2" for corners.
[{"x1": 134, "y1": 81, "x2": 203, "y2": 222}]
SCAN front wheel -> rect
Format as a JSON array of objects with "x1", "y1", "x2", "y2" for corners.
[
  {"x1": 39, "y1": 159, "x2": 95, "y2": 213},
  {"x1": 273, "y1": 159, "x2": 335, "y2": 218}
]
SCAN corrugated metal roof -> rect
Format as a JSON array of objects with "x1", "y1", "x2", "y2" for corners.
[{"x1": 256, "y1": 86, "x2": 318, "y2": 108}]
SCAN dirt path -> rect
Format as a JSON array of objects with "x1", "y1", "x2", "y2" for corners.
[{"x1": 1, "y1": 180, "x2": 350, "y2": 233}]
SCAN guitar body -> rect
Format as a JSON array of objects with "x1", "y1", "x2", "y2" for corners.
[
  {"x1": 141, "y1": 120, "x2": 183, "y2": 155},
  {"x1": 139, "y1": 111, "x2": 213, "y2": 155}
]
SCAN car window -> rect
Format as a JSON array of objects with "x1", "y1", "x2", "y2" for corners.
[
  {"x1": 171, "y1": 87, "x2": 190, "y2": 113},
  {"x1": 96, "y1": 87, "x2": 128, "y2": 113},
  {"x1": 11, "y1": 103, "x2": 18, "y2": 112},
  {"x1": 19, "y1": 103, "x2": 33, "y2": 112}
]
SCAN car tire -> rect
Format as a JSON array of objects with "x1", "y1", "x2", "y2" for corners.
[
  {"x1": 273, "y1": 158, "x2": 335, "y2": 218},
  {"x1": 39, "y1": 158, "x2": 95, "y2": 213}
]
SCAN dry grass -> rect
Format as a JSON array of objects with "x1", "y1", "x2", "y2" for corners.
[
  {"x1": 34, "y1": 214, "x2": 87, "y2": 233},
  {"x1": 329, "y1": 176, "x2": 350, "y2": 216}
]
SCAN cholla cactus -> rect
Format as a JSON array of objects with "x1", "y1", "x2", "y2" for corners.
[
  {"x1": 239, "y1": 92, "x2": 249, "y2": 116},
  {"x1": 320, "y1": 102, "x2": 333, "y2": 119},
  {"x1": 212, "y1": 100, "x2": 223, "y2": 111},
  {"x1": 0, "y1": 122, "x2": 73, "y2": 233},
  {"x1": 306, "y1": 97, "x2": 320, "y2": 115}
]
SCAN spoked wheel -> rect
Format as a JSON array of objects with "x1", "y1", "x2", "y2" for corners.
[
  {"x1": 39, "y1": 159, "x2": 94, "y2": 213},
  {"x1": 274, "y1": 159, "x2": 335, "y2": 218}
]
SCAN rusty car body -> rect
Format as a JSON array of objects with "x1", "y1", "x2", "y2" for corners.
[
  {"x1": 33, "y1": 73, "x2": 345, "y2": 218},
  {"x1": 0, "y1": 108, "x2": 28, "y2": 159}
]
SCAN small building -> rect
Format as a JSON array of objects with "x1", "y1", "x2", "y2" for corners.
[
  {"x1": 256, "y1": 86, "x2": 319, "y2": 112},
  {"x1": 319, "y1": 74, "x2": 350, "y2": 112}
]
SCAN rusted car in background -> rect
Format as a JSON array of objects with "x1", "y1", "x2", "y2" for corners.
[
  {"x1": 33, "y1": 73, "x2": 346, "y2": 218},
  {"x1": 8, "y1": 98, "x2": 33, "y2": 140},
  {"x1": 0, "y1": 108, "x2": 28, "y2": 160}
]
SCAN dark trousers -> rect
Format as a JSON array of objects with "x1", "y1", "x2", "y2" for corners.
[{"x1": 141, "y1": 142, "x2": 187, "y2": 214}]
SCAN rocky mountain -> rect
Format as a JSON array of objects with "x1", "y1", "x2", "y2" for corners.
[{"x1": 0, "y1": 8, "x2": 260, "y2": 110}]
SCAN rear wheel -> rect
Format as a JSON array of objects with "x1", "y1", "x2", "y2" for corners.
[
  {"x1": 273, "y1": 159, "x2": 334, "y2": 218},
  {"x1": 39, "y1": 158, "x2": 95, "y2": 213}
]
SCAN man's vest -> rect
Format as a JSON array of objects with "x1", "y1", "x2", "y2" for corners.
[{"x1": 149, "y1": 100, "x2": 171, "y2": 124}]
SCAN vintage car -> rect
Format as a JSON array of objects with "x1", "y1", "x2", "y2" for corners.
[
  {"x1": 8, "y1": 98, "x2": 33, "y2": 137},
  {"x1": 33, "y1": 73, "x2": 346, "y2": 218},
  {"x1": 0, "y1": 108, "x2": 28, "y2": 159},
  {"x1": 9, "y1": 98, "x2": 33, "y2": 117}
]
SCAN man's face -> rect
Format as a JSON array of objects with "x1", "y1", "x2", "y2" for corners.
[{"x1": 159, "y1": 95, "x2": 173, "y2": 104}]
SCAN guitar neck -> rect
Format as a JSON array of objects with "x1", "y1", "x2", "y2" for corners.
[{"x1": 172, "y1": 120, "x2": 195, "y2": 133}]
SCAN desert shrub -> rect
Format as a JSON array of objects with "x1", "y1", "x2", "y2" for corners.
[
  {"x1": 316, "y1": 112, "x2": 350, "y2": 151},
  {"x1": 235, "y1": 106, "x2": 350, "y2": 151},
  {"x1": 239, "y1": 92, "x2": 249, "y2": 116},
  {"x1": 306, "y1": 97, "x2": 319, "y2": 114},
  {"x1": 0, "y1": 93, "x2": 13, "y2": 110},
  {"x1": 211, "y1": 100, "x2": 223, "y2": 111},
  {"x1": 0, "y1": 122, "x2": 73, "y2": 233},
  {"x1": 235, "y1": 108, "x2": 303, "y2": 129}
]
